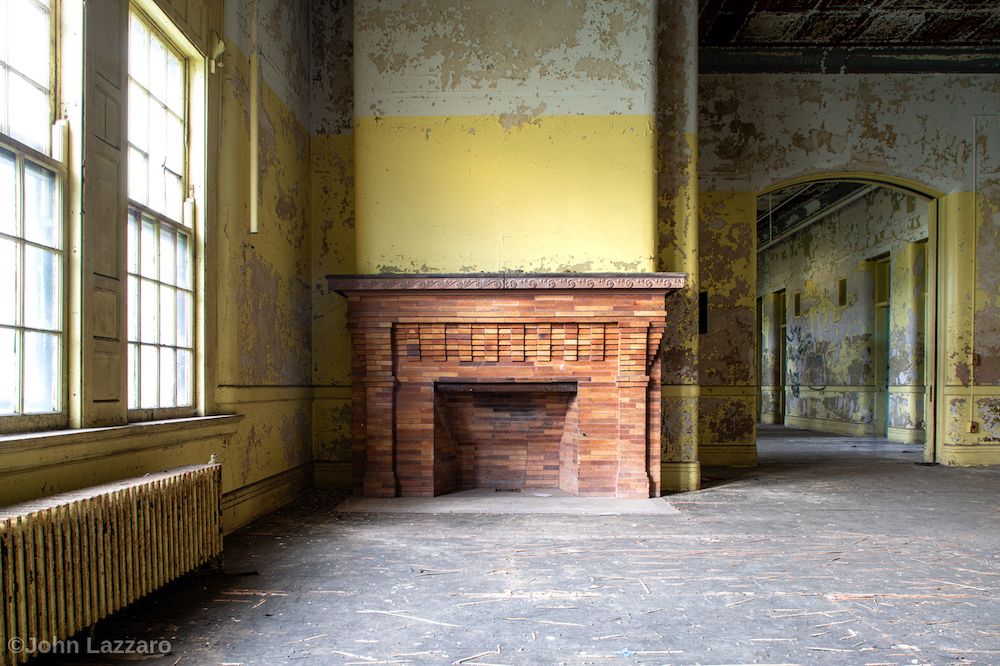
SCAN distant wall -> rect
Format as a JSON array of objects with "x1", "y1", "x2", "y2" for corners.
[{"x1": 757, "y1": 187, "x2": 928, "y2": 438}]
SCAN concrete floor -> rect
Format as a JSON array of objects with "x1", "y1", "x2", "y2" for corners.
[
  {"x1": 41, "y1": 426, "x2": 1000, "y2": 665},
  {"x1": 336, "y1": 488, "x2": 680, "y2": 515}
]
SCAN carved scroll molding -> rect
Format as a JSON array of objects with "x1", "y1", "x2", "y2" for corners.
[{"x1": 327, "y1": 272, "x2": 687, "y2": 293}]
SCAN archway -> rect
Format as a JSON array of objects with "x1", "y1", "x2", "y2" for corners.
[{"x1": 755, "y1": 172, "x2": 942, "y2": 465}]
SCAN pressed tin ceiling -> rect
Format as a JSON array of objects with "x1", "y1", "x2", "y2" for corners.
[{"x1": 699, "y1": 0, "x2": 1000, "y2": 48}]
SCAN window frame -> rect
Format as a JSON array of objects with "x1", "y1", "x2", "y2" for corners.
[
  {"x1": 125, "y1": 3, "x2": 203, "y2": 423},
  {"x1": 0, "y1": 0, "x2": 69, "y2": 434}
]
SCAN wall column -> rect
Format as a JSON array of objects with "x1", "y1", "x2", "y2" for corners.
[
  {"x1": 656, "y1": 0, "x2": 700, "y2": 491},
  {"x1": 888, "y1": 242, "x2": 927, "y2": 443}
]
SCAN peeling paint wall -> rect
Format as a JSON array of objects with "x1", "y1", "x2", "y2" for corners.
[
  {"x1": 888, "y1": 240, "x2": 927, "y2": 441},
  {"x1": 699, "y1": 71, "x2": 1000, "y2": 464},
  {"x1": 216, "y1": 0, "x2": 315, "y2": 527},
  {"x1": 656, "y1": 0, "x2": 702, "y2": 489},
  {"x1": 310, "y1": 0, "x2": 355, "y2": 489},
  {"x1": 757, "y1": 188, "x2": 928, "y2": 437},
  {"x1": 698, "y1": 191, "x2": 757, "y2": 465},
  {"x1": 353, "y1": 0, "x2": 657, "y2": 273},
  {"x1": 938, "y1": 117, "x2": 1000, "y2": 462},
  {"x1": 699, "y1": 74, "x2": 1000, "y2": 194}
]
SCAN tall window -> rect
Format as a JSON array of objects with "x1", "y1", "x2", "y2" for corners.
[
  {"x1": 0, "y1": 0, "x2": 65, "y2": 426},
  {"x1": 127, "y1": 10, "x2": 194, "y2": 415}
]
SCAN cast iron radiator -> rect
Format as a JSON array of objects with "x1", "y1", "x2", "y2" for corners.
[{"x1": 0, "y1": 463, "x2": 222, "y2": 664}]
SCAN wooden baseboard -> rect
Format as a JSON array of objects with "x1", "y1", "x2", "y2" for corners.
[
  {"x1": 314, "y1": 460, "x2": 352, "y2": 490},
  {"x1": 221, "y1": 463, "x2": 311, "y2": 534},
  {"x1": 939, "y1": 445, "x2": 1000, "y2": 466},
  {"x1": 700, "y1": 445, "x2": 757, "y2": 467},
  {"x1": 784, "y1": 415, "x2": 877, "y2": 437},
  {"x1": 887, "y1": 427, "x2": 926, "y2": 444}
]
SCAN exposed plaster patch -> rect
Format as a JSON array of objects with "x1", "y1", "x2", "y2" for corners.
[
  {"x1": 354, "y1": 0, "x2": 655, "y2": 118},
  {"x1": 699, "y1": 73, "x2": 1000, "y2": 193}
]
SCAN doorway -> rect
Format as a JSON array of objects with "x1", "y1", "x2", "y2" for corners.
[{"x1": 755, "y1": 176, "x2": 938, "y2": 462}]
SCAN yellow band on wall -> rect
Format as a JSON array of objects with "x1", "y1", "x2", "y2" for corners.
[{"x1": 354, "y1": 115, "x2": 657, "y2": 273}]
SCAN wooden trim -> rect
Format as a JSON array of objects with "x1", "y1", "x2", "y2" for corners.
[
  {"x1": 887, "y1": 426, "x2": 926, "y2": 444},
  {"x1": 784, "y1": 415, "x2": 877, "y2": 436}
]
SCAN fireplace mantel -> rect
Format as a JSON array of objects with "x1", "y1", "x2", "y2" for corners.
[
  {"x1": 328, "y1": 273, "x2": 686, "y2": 499},
  {"x1": 327, "y1": 272, "x2": 686, "y2": 293}
]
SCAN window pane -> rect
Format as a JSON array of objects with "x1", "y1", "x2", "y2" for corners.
[
  {"x1": 159, "y1": 284, "x2": 174, "y2": 346},
  {"x1": 0, "y1": 73, "x2": 7, "y2": 142},
  {"x1": 148, "y1": 103, "x2": 165, "y2": 165},
  {"x1": 129, "y1": 14, "x2": 149, "y2": 87},
  {"x1": 23, "y1": 161, "x2": 58, "y2": 248},
  {"x1": 8, "y1": 73, "x2": 49, "y2": 153},
  {"x1": 176, "y1": 290, "x2": 192, "y2": 348},
  {"x1": 166, "y1": 52, "x2": 183, "y2": 115},
  {"x1": 177, "y1": 348, "x2": 192, "y2": 406},
  {"x1": 0, "y1": 238, "x2": 15, "y2": 326},
  {"x1": 165, "y1": 113, "x2": 183, "y2": 173},
  {"x1": 128, "y1": 146, "x2": 148, "y2": 205},
  {"x1": 148, "y1": 37, "x2": 166, "y2": 101},
  {"x1": 23, "y1": 245, "x2": 59, "y2": 330},
  {"x1": 8, "y1": 0, "x2": 49, "y2": 86},
  {"x1": 176, "y1": 231, "x2": 191, "y2": 289},
  {"x1": 139, "y1": 344, "x2": 157, "y2": 408},
  {"x1": 0, "y1": 148, "x2": 15, "y2": 236},
  {"x1": 158, "y1": 225, "x2": 174, "y2": 284},
  {"x1": 159, "y1": 346, "x2": 174, "y2": 407},
  {"x1": 140, "y1": 217, "x2": 156, "y2": 277},
  {"x1": 165, "y1": 173, "x2": 182, "y2": 222},
  {"x1": 127, "y1": 342, "x2": 138, "y2": 409},
  {"x1": 0, "y1": 327, "x2": 18, "y2": 414},
  {"x1": 127, "y1": 211, "x2": 139, "y2": 273},
  {"x1": 140, "y1": 278, "x2": 157, "y2": 343},
  {"x1": 127, "y1": 275, "x2": 138, "y2": 341},
  {"x1": 22, "y1": 329, "x2": 58, "y2": 413},
  {"x1": 128, "y1": 81, "x2": 149, "y2": 152},
  {"x1": 148, "y1": 164, "x2": 165, "y2": 216}
]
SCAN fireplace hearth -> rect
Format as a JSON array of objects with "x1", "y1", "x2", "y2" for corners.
[{"x1": 327, "y1": 273, "x2": 685, "y2": 499}]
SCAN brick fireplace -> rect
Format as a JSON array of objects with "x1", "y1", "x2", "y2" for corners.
[{"x1": 327, "y1": 274, "x2": 685, "y2": 499}]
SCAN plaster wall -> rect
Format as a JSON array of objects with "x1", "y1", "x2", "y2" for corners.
[
  {"x1": 310, "y1": 0, "x2": 356, "y2": 489},
  {"x1": 699, "y1": 73, "x2": 999, "y2": 194},
  {"x1": 215, "y1": 11, "x2": 314, "y2": 531},
  {"x1": 757, "y1": 188, "x2": 928, "y2": 437},
  {"x1": 698, "y1": 192, "x2": 757, "y2": 465},
  {"x1": 352, "y1": 0, "x2": 657, "y2": 273}
]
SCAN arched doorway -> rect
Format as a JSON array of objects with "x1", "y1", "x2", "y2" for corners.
[{"x1": 755, "y1": 173, "x2": 942, "y2": 465}]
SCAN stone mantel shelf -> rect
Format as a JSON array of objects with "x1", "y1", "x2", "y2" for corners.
[{"x1": 326, "y1": 272, "x2": 687, "y2": 294}]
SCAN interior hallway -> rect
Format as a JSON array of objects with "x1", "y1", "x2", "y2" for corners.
[{"x1": 42, "y1": 427, "x2": 1000, "y2": 665}]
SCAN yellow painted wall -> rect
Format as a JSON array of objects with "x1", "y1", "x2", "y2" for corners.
[
  {"x1": 937, "y1": 190, "x2": 1000, "y2": 464},
  {"x1": 311, "y1": 132, "x2": 355, "y2": 489},
  {"x1": 697, "y1": 191, "x2": 757, "y2": 466},
  {"x1": 354, "y1": 115, "x2": 656, "y2": 273}
]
